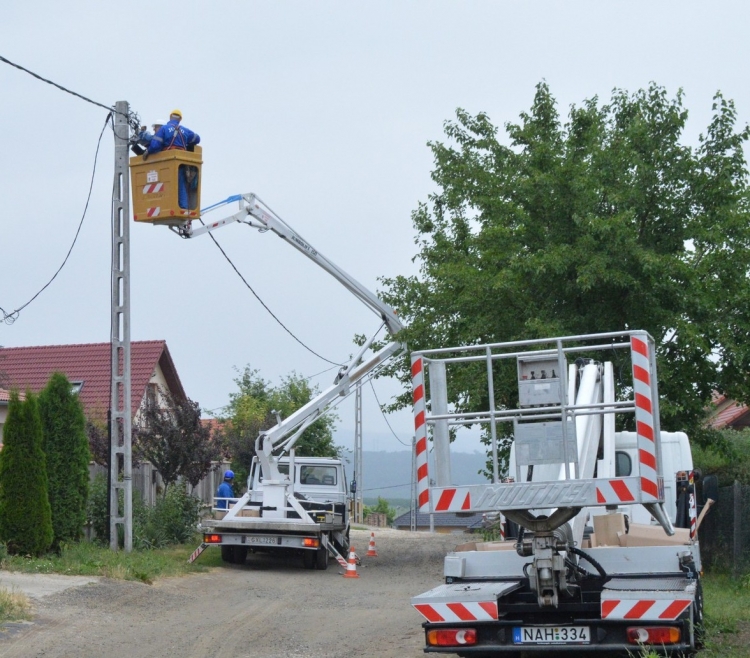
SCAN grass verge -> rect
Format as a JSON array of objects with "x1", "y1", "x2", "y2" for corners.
[
  {"x1": 2, "y1": 537, "x2": 223, "y2": 584},
  {"x1": 699, "y1": 572, "x2": 750, "y2": 657}
]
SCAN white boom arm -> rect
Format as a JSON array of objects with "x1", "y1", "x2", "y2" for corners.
[{"x1": 174, "y1": 193, "x2": 405, "y2": 482}]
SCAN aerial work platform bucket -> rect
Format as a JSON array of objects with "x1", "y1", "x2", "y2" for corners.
[{"x1": 129, "y1": 146, "x2": 202, "y2": 224}]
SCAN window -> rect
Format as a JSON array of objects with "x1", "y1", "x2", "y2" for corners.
[
  {"x1": 615, "y1": 451, "x2": 632, "y2": 477},
  {"x1": 146, "y1": 383, "x2": 158, "y2": 408},
  {"x1": 70, "y1": 381, "x2": 84, "y2": 394},
  {"x1": 300, "y1": 465, "x2": 337, "y2": 486}
]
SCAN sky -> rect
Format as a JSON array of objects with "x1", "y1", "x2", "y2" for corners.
[{"x1": 2, "y1": 1, "x2": 750, "y2": 461}]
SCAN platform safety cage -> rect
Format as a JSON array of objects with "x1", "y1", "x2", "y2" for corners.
[{"x1": 410, "y1": 330, "x2": 665, "y2": 515}]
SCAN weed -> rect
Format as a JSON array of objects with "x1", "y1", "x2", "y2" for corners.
[{"x1": 0, "y1": 587, "x2": 32, "y2": 622}]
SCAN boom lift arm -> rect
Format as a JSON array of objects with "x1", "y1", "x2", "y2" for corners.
[{"x1": 172, "y1": 193, "x2": 405, "y2": 488}]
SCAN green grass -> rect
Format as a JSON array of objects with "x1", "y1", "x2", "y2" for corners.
[
  {"x1": 699, "y1": 573, "x2": 750, "y2": 657},
  {"x1": 1, "y1": 537, "x2": 223, "y2": 584}
]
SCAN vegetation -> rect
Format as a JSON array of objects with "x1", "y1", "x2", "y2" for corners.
[
  {"x1": 379, "y1": 82, "x2": 750, "y2": 452},
  {"x1": 0, "y1": 587, "x2": 32, "y2": 623},
  {"x1": 0, "y1": 391, "x2": 53, "y2": 555},
  {"x1": 363, "y1": 496, "x2": 396, "y2": 525},
  {"x1": 217, "y1": 367, "x2": 340, "y2": 486},
  {"x1": 692, "y1": 428, "x2": 750, "y2": 486},
  {"x1": 134, "y1": 390, "x2": 221, "y2": 494},
  {"x1": 39, "y1": 373, "x2": 91, "y2": 548},
  {"x1": 87, "y1": 474, "x2": 201, "y2": 549}
]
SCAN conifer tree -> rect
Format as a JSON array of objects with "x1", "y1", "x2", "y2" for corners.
[
  {"x1": 0, "y1": 391, "x2": 53, "y2": 555},
  {"x1": 39, "y1": 373, "x2": 91, "y2": 546}
]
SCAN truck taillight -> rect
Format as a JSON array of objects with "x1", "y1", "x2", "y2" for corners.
[
  {"x1": 204, "y1": 534, "x2": 222, "y2": 543},
  {"x1": 302, "y1": 538, "x2": 319, "y2": 548},
  {"x1": 627, "y1": 626, "x2": 681, "y2": 645},
  {"x1": 426, "y1": 628, "x2": 477, "y2": 647}
]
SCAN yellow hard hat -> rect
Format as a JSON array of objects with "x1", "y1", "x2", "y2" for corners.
[{"x1": 170, "y1": 109, "x2": 183, "y2": 120}]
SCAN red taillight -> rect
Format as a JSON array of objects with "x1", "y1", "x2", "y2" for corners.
[
  {"x1": 627, "y1": 626, "x2": 681, "y2": 645},
  {"x1": 426, "y1": 628, "x2": 477, "y2": 647},
  {"x1": 302, "y1": 537, "x2": 319, "y2": 548},
  {"x1": 204, "y1": 534, "x2": 222, "y2": 543}
]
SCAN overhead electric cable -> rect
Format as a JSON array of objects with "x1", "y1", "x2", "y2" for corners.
[
  {"x1": 0, "y1": 54, "x2": 123, "y2": 116},
  {"x1": 197, "y1": 222, "x2": 343, "y2": 366},
  {"x1": 369, "y1": 380, "x2": 410, "y2": 446},
  {"x1": 1, "y1": 112, "x2": 112, "y2": 325}
]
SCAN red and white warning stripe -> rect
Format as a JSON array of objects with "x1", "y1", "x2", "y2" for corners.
[
  {"x1": 596, "y1": 478, "x2": 636, "y2": 504},
  {"x1": 142, "y1": 182, "x2": 164, "y2": 194},
  {"x1": 413, "y1": 600, "x2": 498, "y2": 623},
  {"x1": 689, "y1": 471, "x2": 697, "y2": 539},
  {"x1": 146, "y1": 206, "x2": 161, "y2": 218},
  {"x1": 602, "y1": 598, "x2": 692, "y2": 621},
  {"x1": 412, "y1": 355, "x2": 430, "y2": 512},
  {"x1": 630, "y1": 334, "x2": 659, "y2": 501},
  {"x1": 188, "y1": 543, "x2": 208, "y2": 564},
  {"x1": 433, "y1": 487, "x2": 472, "y2": 512}
]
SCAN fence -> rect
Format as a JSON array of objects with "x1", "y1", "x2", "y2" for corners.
[
  {"x1": 88, "y1": 460, "x2": 232, "y2": 507},
  {"x1": 697, "y1": 481, "x2": 750, "y2": 575}
]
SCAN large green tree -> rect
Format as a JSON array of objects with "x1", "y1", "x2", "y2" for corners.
[
  {"x1": 380, "y1": 82, "x2": 750, "y2": 446},
  {"x1": 39, "y1": 373, "x2": 91, "y2": 547},
  {"x1": 218, "y1": 367, "x2": 340, "y2": 486},
  {"x1": 0, "y1": 391, "x2": 53, "y2": 555}
]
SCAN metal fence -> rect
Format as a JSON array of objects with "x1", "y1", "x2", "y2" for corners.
[{"x1": 697, "y1": 481, "x2": 750, "y2": 575}]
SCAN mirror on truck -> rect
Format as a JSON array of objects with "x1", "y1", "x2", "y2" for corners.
[
  {"x1": 703, "y1": 474, "x2": 719, "y2": 503},
  {"x1": 350, "y1": 479, "x2": 357, "y2": 494}
]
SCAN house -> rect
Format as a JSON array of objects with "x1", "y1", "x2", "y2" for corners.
[
  {"x1": 0, "y1": 341, "x2": 223, "y2": 504},
  {"x1": 0, "y1": 340, "x2": 185, "y2": 425},
  {"x1": 707, "y1": 394, "x2": 750, "y2": 430},
  {"x1": 392, "y1": 510, "x2": 483, "y2": 534}
]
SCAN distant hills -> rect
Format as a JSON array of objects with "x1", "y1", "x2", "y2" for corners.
[{"x1": 342, "y1": 450, "x2": 490, "y2": 501}]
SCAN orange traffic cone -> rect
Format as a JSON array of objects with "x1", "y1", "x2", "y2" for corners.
[
  {"x1": 343, "y1": 546, "x2": 359, "y2": 578},
  {"x1": 366, "y1": 532, "x2": 378, "y2": 557}
]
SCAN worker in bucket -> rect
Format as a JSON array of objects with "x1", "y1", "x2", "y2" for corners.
[
  {"x1": 145, "y1": 109, "x2": 201, "y2": 208},
  {"x1": 216, "y1": 470, "x2": 235, "y2": 510}
]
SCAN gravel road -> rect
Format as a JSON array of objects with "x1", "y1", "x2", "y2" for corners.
[{"x1": 0, "y1": 528, "x2": 461, "y2": 658}]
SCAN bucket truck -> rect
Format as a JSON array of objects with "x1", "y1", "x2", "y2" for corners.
[
  {"x1": 410, "y1": 331, "x2": 703, "y2": 656},
  {"x1": 152, "y1": 193, "x2": 404, "y2": 568}
]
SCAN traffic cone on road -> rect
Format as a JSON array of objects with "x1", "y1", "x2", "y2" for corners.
[
  {"x1": 366, "y1": 532, "x2": 378, "y2": 557},
  {"x1": 343, "y1": 546, "x2": 360, "y2": 578}
]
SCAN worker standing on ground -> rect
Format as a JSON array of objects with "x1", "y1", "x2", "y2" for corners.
[
  {"x1": 146, "y1": 109, "x2": 201, "y2": 209},
  {"x1": 216, "y1": 470, "x2": 235, "y2": 510}
]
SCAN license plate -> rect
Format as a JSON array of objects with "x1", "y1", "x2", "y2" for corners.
[
  {"x1": 247, "y1": 536, "x2": 279, "y2": 545},
  {"x1": 513, "y1": 625, "x2": 590, "y2": 645}
]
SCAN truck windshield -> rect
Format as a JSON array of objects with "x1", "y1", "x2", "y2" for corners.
[{"x1": 300, "y1": 465, "x2": 337, "y2": 486}]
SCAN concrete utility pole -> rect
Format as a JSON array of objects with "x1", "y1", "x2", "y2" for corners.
[
  {"x1": 354, "y1": 382, "x2": 363, "y2": 523},
  {"x1": 110, "y1": 100, "x2": 133, "y2": 551}
]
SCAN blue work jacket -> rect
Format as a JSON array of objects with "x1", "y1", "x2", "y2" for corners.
[
  {"x1": 148, "y1": 119, "x2": 200, "y2": 153},
  {"x1": 216, "y1": 481, "x2": 235, "y2": 509}
]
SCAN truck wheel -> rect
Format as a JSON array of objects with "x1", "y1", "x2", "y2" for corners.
[
  {"x1": 302, "y1": 549, "x2": 316, "y2": 569},
  {"x1": 314, "y1": 546, "x2": 328, "y2": 570},
  {"x1": 232, "y1": 546, "x2": 248, "y2": 565},
  {"x1": 221, "y1": 545, "x2": 233, "y2": 563}
]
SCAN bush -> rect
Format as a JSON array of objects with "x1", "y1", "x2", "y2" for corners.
[
  {"x1": 39, "y1": 373, "x2": 91, "y2": 547},
  {"x1": 87, "y1": 475, "x2": 200, "y2": 549},
  {"x1": 0, "y1": 391, "x2": 53, "y2": 555}
]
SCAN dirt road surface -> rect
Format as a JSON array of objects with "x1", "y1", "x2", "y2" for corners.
[{"x1": 0, "y1": 528, "x2": 461, "y2": 658}]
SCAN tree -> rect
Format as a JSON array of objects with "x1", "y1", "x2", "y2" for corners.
[
  {"x1": 218, "y1": 367, "x2": 340, "y2": 486},
  {"x1": 0, "y1": 391, "x2": 53, "y2": 555},
  {"x1": 364, "y1": 497, "x2": 396, "y2": 525},
  {"x1": 134, "y1": 390, "x2": 221, "y2": 494},
  {"x1": 38, "y1": 373, "x2": 91, "y2": 547},
  {"x1": 379, "y1": 83, "x2": 750, "y2": 448}
]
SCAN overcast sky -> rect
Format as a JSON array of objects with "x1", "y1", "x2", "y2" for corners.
[{"x1": 2, "y1": 1, "x2": 749, "y2": 459}]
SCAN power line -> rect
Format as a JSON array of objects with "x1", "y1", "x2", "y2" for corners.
[
  {"x1": 0, "y1": 54, "x2": 122, "y2": 117},
  {"x1": 1, "y1": 112, "x2": 113, "y2": 325},
  {"x1": 198, "y1": 221, "x2": 344, "y2": 366},
  {"x1": 369, "y1": 379, "x2": 410, "y2": 446}
]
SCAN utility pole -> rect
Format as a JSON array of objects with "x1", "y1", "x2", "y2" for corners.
[
  {"x1": 410, "y1": 435, "x2": 417, "y2": 531},
  {"x1": 110, "y1": 100, "x2": 133, "y2": 551},
  {"x1": 354, "y1": 382, "x2": 363, "y2": 523}
]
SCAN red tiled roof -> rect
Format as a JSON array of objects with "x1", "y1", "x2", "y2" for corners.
[
  {"x1": 708, "y1": 395, "x2": 750, "y2": 429},
  {"x1": 0, "y1": 388, "x2": 25, "y2": 404},
  {"x1": 0, "y1": 341, "x2": 185, "y2": 419}
]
